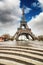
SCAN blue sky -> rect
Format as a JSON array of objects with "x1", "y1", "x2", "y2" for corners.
[
  {"x1": 20, "y1": 0, "x2": 42, "y2": 21},
  {"x1": 0, "y1": 0, "x2": 43, "y2": 36}
]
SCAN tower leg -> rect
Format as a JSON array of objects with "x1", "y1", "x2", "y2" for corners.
[{"x1": 26, "y1": 35, "x2": 29, "y2": 39}]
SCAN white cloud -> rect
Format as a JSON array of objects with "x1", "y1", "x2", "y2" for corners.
[
  {"x1": 25, "y1": 7, "x2": 31, "y2": 14},
  {"x1": 38, "y1": 0, "x2": 43, "y2": 10},
  {"x1": 0, "y1": 22, "x2": 20, "y2": 36},
  {"x1": 0, "y1": 0, "x2": 20, "y2": 9},
  {"x1": 28, "y1": 12, "x2": 43, "y2": 36},
  {"x1": 38, "y1": 0, "x2": 43, "y2": 5},
  {"x1": 32, "y1": 2, "x2": 37, "y2": 7},
  {"x1": 32, "y1": 2, "x2": 40, "y2": 8},
  {"x1": 0, "y1": 0, "x2": 22, "y2": 36}
]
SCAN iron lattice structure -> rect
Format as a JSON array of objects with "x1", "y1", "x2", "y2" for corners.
[{"x1": 13, "y1": 7, "x2": 37, "y2": 40}]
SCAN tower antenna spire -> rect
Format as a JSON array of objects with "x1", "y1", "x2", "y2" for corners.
[{"x1": 22, "y1": 5, "x2": 25, "y2": 21}]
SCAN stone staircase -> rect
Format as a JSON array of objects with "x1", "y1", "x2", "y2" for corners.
[{"x1": 0, "y1": 42, "x2": 43, "y2": 65}]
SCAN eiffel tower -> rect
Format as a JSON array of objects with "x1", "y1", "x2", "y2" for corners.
[{"x1": 13, "y1": 7, "x2": 37, "y2": 40}]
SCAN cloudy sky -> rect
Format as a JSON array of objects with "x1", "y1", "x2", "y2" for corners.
[{"x1": 0, "y1": 0, "x2": 43, "y2": 36}]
